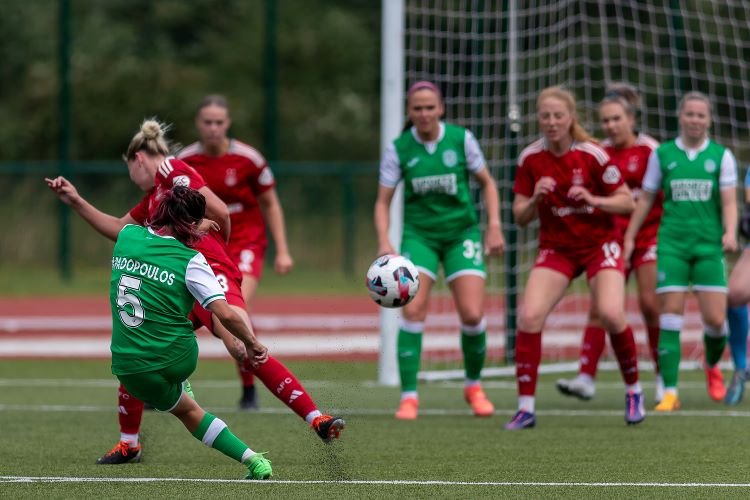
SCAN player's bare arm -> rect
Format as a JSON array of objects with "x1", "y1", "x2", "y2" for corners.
[
  {"x1": 721, "y1": 186, "x2": 738, "y2": 253},
  {"x1": 208, "y1": 299, "x2": 268, "y2": 367},
  {"x1": 258, "y1": 188, "x2": 294, "y2": 275},
  {"x1": 44, "y1": 176, "x2": 136, "y2": 241},
  {"x1": 474, "y1": 167, "x2": 505, "y2": 255},
  {"x1": 567, "y1": 184, "x2": 634, "y2": 214},
  {"x1": 198, "y1": 186, "x2": 231, "y2": 243},
  {"x1": 374, "y1": 184, "x2": 397, "y2": 255},
  {"x1": 513, "y1": 176, "x2": 555, "y2": 227},
  {"x1": 622, "y1": 190, "x2": 656, "y2": 262}
]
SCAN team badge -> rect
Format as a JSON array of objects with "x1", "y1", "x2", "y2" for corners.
[
  {"x1": 704, "y1": 159, "x2": 716, "y2": 173},
  {"x1": 602, "y1": 165, "x2": 621, "y2": 184},
  {"x1": 572, "y1": 168, "x2": 584, "y2": 186},
  {"x1": 172, "y1": 175, "x2": 190, "y2": 187},
  {"x1": 442, "y1": 150, "x2": 458, "y2": 167},
  {"x1": 225, "y1": 168, "x2": 238, "y2": 187}
]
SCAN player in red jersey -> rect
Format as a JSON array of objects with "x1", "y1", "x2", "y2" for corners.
[
  {"x1": 178, "y1": 94, "x2": 293, "y2": 410},
  {"x1": 45, "y1": 119, "x2": 343, "y2": 465},
  {"x1": 556, "y1": 84, "x2": 664, "y2": 404},
  {"x1": 505, "y1": 86, "x2": 644, "y2": 430}
]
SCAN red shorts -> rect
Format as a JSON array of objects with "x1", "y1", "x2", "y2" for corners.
[
  {"x1": 533, "y1": 241, "x2": 625, "y2": 281},
  {"x1": 188, "y1": 266, "x2": 246, "y2": 336},
  {"x1": 229, "y1": 242, "x2": 267, "y2": 281}
]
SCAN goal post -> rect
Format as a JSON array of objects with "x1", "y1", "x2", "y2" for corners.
[{"x1": 379, "y1": 0, "x2": 750, "y2": 383}]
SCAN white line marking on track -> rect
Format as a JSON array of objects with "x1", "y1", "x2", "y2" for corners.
[{"x1": 1, "y1": 476, "x2": 750, "y2": 487}]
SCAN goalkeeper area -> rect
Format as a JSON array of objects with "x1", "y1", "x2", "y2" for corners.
[
  {"x1": 3, "y1": 358, "x2": 750, "y2": 497},
  {"x1": 380, "y1": 0, "x2": 750, "y2": 381}
]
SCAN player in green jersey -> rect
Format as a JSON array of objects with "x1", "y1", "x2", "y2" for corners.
[
  {"x1": 110, "y1": 185, "x2": 272, "y2": 479},
  {"x1": 624, "y1": 91, "x2": 738, "y2": 411},
  {"x1": 374, "y1": 81, "x2": 505, "y2": 420}
]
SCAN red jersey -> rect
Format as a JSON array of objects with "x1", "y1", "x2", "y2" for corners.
[
  {"x1": 514, "y1": 139, "x2": 625, "y2": 249},
  {"x1": 177, "y1": 140, "x2": 275, "y2": 250},
  {"x1": 128, "y1": 157, "x2": 242, "y2": 285},
  {"x1": 604, "y1": 133, "x2": 663, "y2": 243}
]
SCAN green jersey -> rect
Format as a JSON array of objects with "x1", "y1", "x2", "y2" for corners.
[
  {"x1": 380, "y1": 122, "x2": 487, "y2": 239},
  {"x1": 109, "y1": 225, "x2": 225, "y2": 375},
  {"x1": 643, "y1": 138, "x2": 737, "y2": 251}
]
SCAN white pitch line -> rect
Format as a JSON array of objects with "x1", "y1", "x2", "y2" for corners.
[{"x1": 1, "y1": 476, "x2": 749, "y2": 487}]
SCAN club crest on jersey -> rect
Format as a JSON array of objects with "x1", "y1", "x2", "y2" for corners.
[
  {"x1": 172, "y1": 175, "x2": 190, "y2": 187},
  {"x1": 704, "y1": 159, "x2": 717, "y2": 173},
  {"x1": 225, "y1": 168, "x2": 238, "y2": 187},
  {"x1": 572, "y1": 168, "x2": 584, "y2": 186},
  {"x1": 442, "y1": 150, "x2": 458, "y2": 167},
  {"x1": 628, "y1": 155, "x2": 639, "y2": 172},
  {"x1": 603, "y1": 165, "x2": 621, "y2": 184}
]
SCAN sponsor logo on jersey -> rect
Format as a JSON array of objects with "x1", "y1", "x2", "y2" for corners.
[
  {"x1": 551, "y1": 205, "x2": 595, "y2": 217},
  {"x1": 602, "y1": 165, "x2": 621, "y2": 184},
  {"x1": 406, "y1": 157, "x2": 420, "y2": 169},
  {"x1": 442, "y1": 150, "x2": 458, "y2": 167},
  {"x1": 670, "y1": 179, "x2": 712, "y2": 201},
  {"x1": 258, "y1": 167, "x2": 275, "y2": 186},
  {"x1": 411, "y1": 173, "x2": 457, "y2": 195},
  {"x1": 704, "y1": 159, "x2": 717, "y2": 173},
  {"x1": 172, "y1": 175, "x2": 191, "y2": 187},
  {"x1": 225, "y1": 168, "x2": 238, "y2": 187},
  {"x1": 572, "y1": 168, "x2": 584, "y2": 186},
  {"x1": 628, "y1": 156, "x2": 639, "y2": 172}
]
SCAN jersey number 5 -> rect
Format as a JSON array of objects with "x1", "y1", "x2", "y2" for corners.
[{"x1": 117, "y1": 275, "x2": 145, "y2": 328}]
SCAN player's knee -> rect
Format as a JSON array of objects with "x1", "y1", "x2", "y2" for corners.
[
  {"x1": 703, "y1": 314, "x2": 725, "y2": 332},
  {"x1": 597, "y1": 307, "x2": 625, "y2": 333},
  {"x1": 518, "y1": 308, "x2": 546, "y2": 332},
  {"x1": 459, "y1": 311, "x2": 484, "y2": 328},
  {"x1": 638, "y1": 298, "x2": 659, "y2": 326}
]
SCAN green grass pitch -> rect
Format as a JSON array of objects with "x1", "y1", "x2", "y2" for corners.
[{"x1": 1, "y1": 358, "x2": 749, "y2": 498}]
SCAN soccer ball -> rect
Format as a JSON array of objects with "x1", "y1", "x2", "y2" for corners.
[{"x1": 365, "y1": 254, "x2": 420, "y2": 308}]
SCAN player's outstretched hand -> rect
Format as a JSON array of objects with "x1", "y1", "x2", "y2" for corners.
[
  {"x1": 245, "y1": 338, "x2": 269, "y2": 368},
  {"x1": 197, "y1": 218, "x2": 221, "y2": 234},
  {"x1": 44, "y1": 176, "x2": 81, "y2": 206}
]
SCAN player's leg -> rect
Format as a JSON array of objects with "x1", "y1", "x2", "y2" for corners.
[
  {"x1": 633, "y1": 248, "x2": 662, "y2": 403},
  {"x1": 95, "y1": 384, "x2": 145, "y2": 465},
  {"x1": 236, "y1": 245, "x2": 265, "y2": 410},
  {"x1": 445, "y1": 228, "x2": 494, "y2": 417},
  {"x1": 393, "y1": 233, "x2": 439, "y2": 419},
  {"x1": 693, "y1": 251, "x2": 729, "y2": 402},
  {"x1": 555, "y1": 296, "x2": 604, "y2": 401},
  {"x1": 726, "y1": 248, "x2": 750, "y2": 404},
  {"x1": 505, "y1": 258, "x2": 572, "y2": 430},
  {"x1": 589, "y1": 262, "x2": 644, "y2": 425}
]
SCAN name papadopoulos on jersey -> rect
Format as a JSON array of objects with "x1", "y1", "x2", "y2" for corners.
[{"x1": 112, "y1": 257, "x2": 175, "y2": 285}]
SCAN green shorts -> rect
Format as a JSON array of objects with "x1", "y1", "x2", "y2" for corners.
[
  {"x1": 116, "y1": 343, "x2": 198, "y2": 411},
  {"x1": 656, "y1": 245, "x2": 727, "y2": 293},
  {"x1": 400, "y1": 226, "x2": 486, "y2": 282}
]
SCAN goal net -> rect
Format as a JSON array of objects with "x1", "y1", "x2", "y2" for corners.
[{"x1": 380, "y1": 0, "x2": 750, "y2": 382}]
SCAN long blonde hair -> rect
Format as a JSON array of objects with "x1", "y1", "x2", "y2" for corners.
[{"x1": 536, "y1": 86, "x2": 592, "y2": 142}]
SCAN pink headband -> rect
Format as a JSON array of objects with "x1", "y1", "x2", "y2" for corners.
[{"x1": 407, "y1": 80, "x2": 442, "y2": 99}]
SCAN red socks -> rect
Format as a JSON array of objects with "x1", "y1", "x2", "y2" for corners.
[
  {"x1": 579, "y1": 326, "x2": 606, "y2": 378},
  {"x1": 515, "y1": 330, "x2": 542, "y2": 396},
  {"x1": 117, "y1": 384, "x2": 144, "y2": 435},
  {"x1": 647, "y1": 324, "x2": 660, "y2": 372},
  {"x1": 609, "y1": 326, "x2": 639, "y2": 385},
  {"x1": 238, "y1": 358, "x2": 256, "y2": 387},
  {"x1": 253, "y1": 355, "x2": 318, "y2": 420}
]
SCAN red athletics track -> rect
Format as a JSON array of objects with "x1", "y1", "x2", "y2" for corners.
[{"x1": 0, "y1": 295, "x2": 707, "y2": 361}]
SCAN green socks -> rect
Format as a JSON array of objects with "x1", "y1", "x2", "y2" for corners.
[
  {"x1": 461, "y1": 331, "x2": 487, "y2": 381},
  {"x1": 192, "y1": 412, "x2": 250, "y2": 463},
  {"x1": 659, "y1": 329, "x2": 681, "y2": 389},
  {"x1": 397, "y1": 328, "x2": 423, "y2": 393}
]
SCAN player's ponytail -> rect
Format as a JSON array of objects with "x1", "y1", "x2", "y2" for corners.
[{"x1": 149, "y1": 186, "x2": 207, "y2": 247}]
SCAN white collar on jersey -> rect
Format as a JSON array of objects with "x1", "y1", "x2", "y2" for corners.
[
  {"x1": 676, "y1": 137, "x2": 710, "y2": 159},
  {"x1": 411, "y1": 122, "x2": 445, "y2": 155}
]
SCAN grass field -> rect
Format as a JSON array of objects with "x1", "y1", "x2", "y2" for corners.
[{"x1": 2, "y1": 358, "x2": 750, "y2": 498}]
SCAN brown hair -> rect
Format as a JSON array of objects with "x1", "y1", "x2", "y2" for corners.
[
  {"x1": 124, "y1": 118, "x2": 172, "y2": 161},
  {"x1": 600, "y1": 82, "x2": 641, "y2": 117},
  {"x1": 196, "y1": 94, "x2": 230, "y2": 117},
  {"x1": 401, "y1": 81, "x2": 444, "y2": 133},
  {"x1": 536, "y1": 86, "x2": 592, "y2": 142},
  {"x1": 678, "y1": 91, "x2": 712, "y2": 116},
  {"x1": 148, "y1": 186, "x2": 206, "y2": 247}
]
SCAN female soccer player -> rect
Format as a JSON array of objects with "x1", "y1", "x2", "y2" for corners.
[
  {"x1": 624, "y1": 91, "x2": 738, "y2": 411},
  {"x1": 110, "y1": 185, "x2": 272, "y2": 479},
  {"x1": 507, "y1": 86, "x2": 644, "y2": 430},
  {"x1": 556, "y1": 84, "x2": 663, "y2": 403},
  {"x1": 46, "y1": 119, "x2": 343, "y2": 465},
  {"x1": 177, "y1": 95, "x2": 294, "y2": 410},
  {"x1": 374, "y1": 80, "x2": 505, "y2": 420}
]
